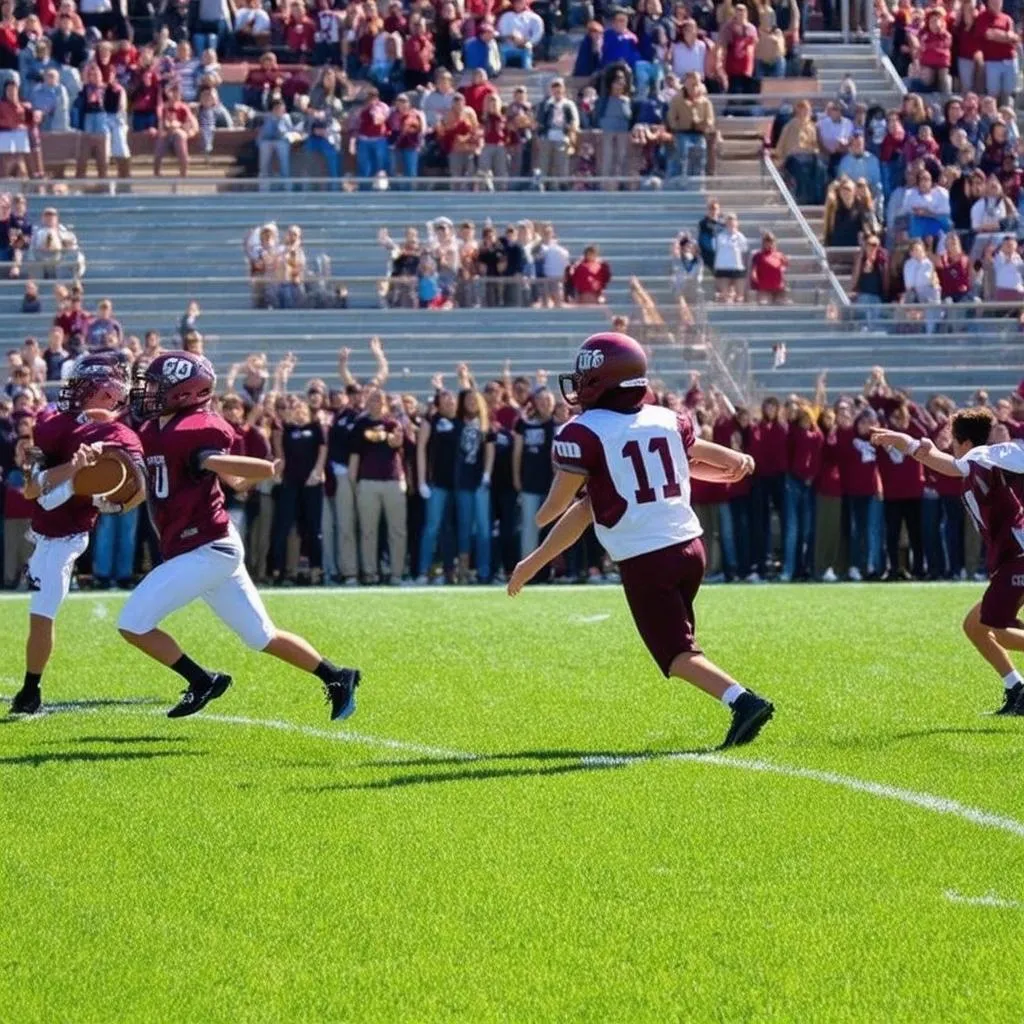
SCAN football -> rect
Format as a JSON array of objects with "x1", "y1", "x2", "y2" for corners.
[{"x1": 72, "y1": 447, "x2": 141, "y2": 505}]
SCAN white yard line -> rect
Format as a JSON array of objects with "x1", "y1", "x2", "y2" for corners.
[{"x1": 944, "y1": 890, "x2": 1022, "y2": 909}]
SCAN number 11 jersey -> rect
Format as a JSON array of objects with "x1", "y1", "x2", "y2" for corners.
[{"x1": 552, "y1": 404, "x2": 703, "y2": 561}]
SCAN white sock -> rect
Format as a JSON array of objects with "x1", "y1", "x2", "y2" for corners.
[
  {"x1": 1003, "y1": 670, "x2": 1023, "y2": 690},
  {"x1": 721, "y1": 683, "x2": 746, "y2": 707}
]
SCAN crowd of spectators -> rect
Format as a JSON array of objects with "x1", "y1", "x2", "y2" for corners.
[{"x1": 3, "y1": 327, "x2": 1022, "y2": 589}]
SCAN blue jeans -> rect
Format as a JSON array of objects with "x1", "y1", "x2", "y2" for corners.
[
  {"x1": 278, "y1": 282, "x2": 303, "y2": 308},
  {"x1": 941, "y1": 494, "x2": 965, "y2": 577},
  {"x1": 356, "y1": 137, "x2": 390, "y2": 187},
  {"x1": 192, "y1": 22, "x2": 228, "y2": 56},
  {"x1": 758, "y1": 58, "x2": 786, "y2": 77},
  {"x1": 908, "y1": 213, "x2": 950, "y2": 241},
  {"x1": 519, "y1": 491, "x2": 543, "y2": 558},
  {"x1": 855, "y1": 292, "x2": 883, "y2": 327},
  {"x1": 922, "y1": 495, "x2": 943, "y2": 577},
  {"x1": 392, "y1": 147, "x2": 420, "y2": 185},
  {"x1": 500, "y1": 43, "x2": 533, "y2": 68},
  {"x1": 672, "y1": 132, "x2": 707, "y2": 179},
  {"x1": 258, "y1": 139, "x2": 291, "y2": 187},
  {"x1": 783, "y1": 476, "x2": 814, "y2": 578},
  {"x1": 456, "y1": 485, "x2": 491, "y2": 580},
  {"x1": 720, "y1": 495, "x2": 752, "y2": 578},
  {"x1": 868, "y1": 495, "x2": 884, "y2": 575},
  {"x1": 634, "y1": 60, "x2": 663, "y2": 96},
  {"x1": 92, "y1": 508, "x2": 139, "y2": 582},
  {"x1": 418, "y1": 486, "x2": 453, "y2": 576},
  {"x1": 302, "y1": 135, "x2": 340, "y2": 180}
]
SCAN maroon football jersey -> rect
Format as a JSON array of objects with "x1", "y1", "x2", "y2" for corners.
[
  {"x1": 956, "y1": 443, "x2": 1024, "y2": 573},
  {"x1": 31, "y1": 411, "x2": 144, "y2": 538},
  {"x1": 138, "y1": 409, "x2": 235, "y2": 559}
]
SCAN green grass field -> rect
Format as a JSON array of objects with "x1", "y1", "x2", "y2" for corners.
[{"x1": 2, "y1": 583, "x2": 1024, "y2": 1023}]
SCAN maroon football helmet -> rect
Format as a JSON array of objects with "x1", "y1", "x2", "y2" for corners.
[
  {"x1": 58, "y1": 350, "x2": 131, "y2": 414},
  {"x1": 558, "y1": 333, "x2": 648, "y2": 410},
  {"x1": 131, "y1": 351, "x2": 216, "y2": 420}
]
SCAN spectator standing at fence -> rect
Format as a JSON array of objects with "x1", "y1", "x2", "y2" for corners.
[
  {"x1": 255, "y1": 102, "x2": 297, "y2": 187},
  {"x1": 813, "y1": 406, "x2": 843, "y2": 581},
  {"x1": 876, "y1": 402, "x2": 925, "y2": 579},
  {"x1": 421, "y1": 69, "x2": 456, "y2": 128},
  {"x1": 719, "y1": 4, "x2": 758, "y2": 95},
  {"x1": 416, "y1": 387, "x2": 457, "y2": 582},
  {"x1": 327, "y1": 373, "x2": 365, "y2": 585},
  {"x1": 977, "y1": 0, "x2": 1019, "y2": 105},
  {"x1": 775, "y1": 99, "x2": 824, "y2": 204},
  {"x1": 596, "y1": 71, "x2": 633, "y2": 188},
  {"x1": 354, "y1": 87, "x2": 391, "y2": 185},
  {"x1": 780, "y1": 404, "x2": 821, "y2": 582},
  {"x1": 534, "y1": 77, "x2": 576, "y2": 186},
  {"x1": 153, "y1": 82, "x2": 197, "y2": 177},
  {"x1": 451, "y1": 385, "x2": 493, "y2": 584},
  {"x1": 837, "y1": 408, "x2": 880, "y2": 581},
  {"x1": 569, "y1": 244, "x2": 611, "y2": 304},
  {"x1": 667, "y1": 71, "x2": 714, "y2": 179},
  {"x1": 438, "y1": 92, "x2": 480, "y2": 184},
  {"x1": 513, "y1": 386, "x2": 554, "y2": 567},
  {"x1": 388, "y1": 93, "x2": 425, "y2": 184},
  {"x1": 351, "y1": 387, "x2": 407, "y2": 584}
]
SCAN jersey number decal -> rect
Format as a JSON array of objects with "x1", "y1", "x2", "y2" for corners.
[
  {"x1": 148, "y1": 456, "x2": 169, "y2": 499},
  {"x1": 622, "y1": 438, "x2": 682, "y2": 505}
]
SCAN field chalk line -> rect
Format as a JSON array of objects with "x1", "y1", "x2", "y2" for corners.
[
  {"x1": 944, "y1": 890, "x2": 1022, "y2": 909},
  {"x1": 6, "y1": 691, "x2": 1024, "y2": 844}
]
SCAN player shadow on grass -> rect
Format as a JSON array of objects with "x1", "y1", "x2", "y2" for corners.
[
  {"x1": 307, "y1": 746, "x2": 717, "y2": 793},
  {"x1": 0, "y1": 749, "x2": 204, "y2": 768}
]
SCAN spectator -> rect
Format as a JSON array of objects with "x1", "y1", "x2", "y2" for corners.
[
  {"x1": 416, "y1": 387, "x2": 458, "y2": 583},
  {"x1": 537, "y1": 222, "x2": 569, "y2": 306},
  {"x1": 902, "y1": 167, "x2": 951, "y2": 244},
  {"x1": 775, "y1": 99, "x2": 825, "y2": 204},
  {"x1": 434, "y1": 2, "x2": 464, "y2": 73},
  {"x1": 388, "y1": 92, "x2": 425, "y2": 184},
  {"x1": 837, "y1": 132, "x2": 882, "y2": 201},
  {"x1": 602, "y1": 9, "x2": 640, "y2": 70},
  {"x1": 29, "y1": 206, "x2": 76, "y2": 279},
  {"x1": 824, "y1": 177, "x2": 867, "y2": 247},
  {"x1": 247, "y1": 222, "x2": 281, "y2": 308},
  {"x1": 421, "y1": 68, "x2": 456, "y2": 128},
  {"x1": 749, "y1": 231, "x2": 789, "y2": 305},
  {"x1": 596, "y1": 71, "x2": 633, "y2": 187},
  {"x1": 353, "y1": 86, "x2": 391, "y2": 185},
  {"x1": 667, "y1": 70, "x2": 714, "y2": 179},
  {"x1": 258, "y1": 97, "x2": 299, "y2": 188},
  {"x1": 877, "y1": 401, "x2": 925, "y2": 579},
  {"x1": 153, "y1": 82, "x2": 198, "y2": 177},
  {"x1": 477, "y1": 224, "x2": 505, "y2": 306},
  {"x1": 935, "y1": 230, "x2": 973, "y2": 305},
  {"x1": 849, "y1": 233, "x2": 889, "y2": 323},
  {"x1": 50, "y1": 11, "x2": 86, "y2": 68},
  {"x1": 969, "y1": 174, "x2": 1014, "y2": 259},
  {"x1": 272, "y1": 399, "x2": 327, "y2": 586},
  {"x1": 53, "y1": 282, "x2": 90, "y2": 347},
  {"x1": 569, "y1": 244, "x2": 611, "y2": 304},
  {"x1": 990, "y1": 234, "x2": 1024, "y2": 301},
  {"x1": 781, "y1": 403, "x2": 822, "y2": 582},
  {"x1": 41, "y1": 325, "x2": 68, "y2": 387},
  {"x1": 0, "y1": 79, "x2": 40, "y2": 180},
  {"x1": 916, "y1": 8, "x2": 952, "y2": 95},
  {"x1": 29, "y1": 66, "x2": 70, "y2": 131},
  {"x1": 755, "y1": 9, "x2": 787, "y2": 78},
  {"x1": 817, "y1": 100, "x2": 854, "y2": 177},
  {"x1": 379, "y1": 226, "x2": 421, "y2": 307},
  {"x1": 349, "y1": 386, "x2": 407, "y2": 585},
  {"x1": 497, "y1": 0, "x2": 543, "y2": 69},
  {"x1": 697, "y1": 197, "x2": 724, "y2": 270},
  {"x1": 478, "y1": 91, "x2": 508, "y2": 185},
  {"x1": 438, "y1": 92, "x2": 479, "y2": 184},
  {"x1": 403, "y1": 14, "x2": 435, "y2": 90},
  {"x1": 535, "y1": 77, "x2": 576, "y2": 186},
  {"x1": 712, "y1": 212, "x2": 748, "y2": 303},
  {"x1": 85, "y1": 298, "x2": 122, "y2": 351},
  {"x1": 234, "y1": 0, "x2": 272, "y2": 51},
  {"x1": 278, "y1": 225, "x2": 307, "y2": 308},
  {"x1": 512, "y1": 386, "x2": 554, "y2": 562},
  {"x1": 463, "y1": 18, "x2": 501, "y2": 78},
  {"x1": 902, "y1": 238, "x2": 940, "y2": 333},
  {"x1": 953, "y1": 2, "x2": 984, "y2": 94},
  {"x1": 461, "y1": 66, "x2": 497, "y2": 117},
  {"x1": 452, "y1": 385, "x2": 493, "y2": 583},
  {"x1": 719, "y1": 3, "x2": 758, "y2": 94},
  {"x1": 574, "y1": 20, "x2": 604, "y2": 77},
  {"x1": 977, "y1": 0, "x2": 1019, "y2": 105}
]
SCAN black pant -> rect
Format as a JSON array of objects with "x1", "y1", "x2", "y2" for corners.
[
  {"x1": 406, "y1": 490, "x2": 425, "y2": 577},
  {"x1": 273, "y1": 482, "x2": 324, "y2": 573},
  {"x1": 567, "y1": 525, "x2": 601, "y2": 579},
  {"x1": 752, "y1": 474, "x2": 785, "y2": 573},
  {"x1": 729, "y1": 494, "x2": 753, "y2": 577},
  {"x1": 492, "y1": 485, "x2": 519, "y2": 575},
  {"x1": 885, "y1": 498, "x2": 923, "y2": 578}
]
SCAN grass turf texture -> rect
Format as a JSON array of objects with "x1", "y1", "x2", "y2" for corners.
[{"x1": 2, "y1": 584, "x2": 1024, "y2": 1023}]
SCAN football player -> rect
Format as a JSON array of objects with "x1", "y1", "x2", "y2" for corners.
[
  {"x1": 872, "y1": 408, "x2": 1024, "y2": 714},
  {"x1": 10, "y1": 352, "x2": 145, "y2": 715},
  {"x1": 507, "y1": 333, "x2": 775, "y2": 749},
  {"x1": 117, "y1": 351, "x2": 360, "y2": 720}
]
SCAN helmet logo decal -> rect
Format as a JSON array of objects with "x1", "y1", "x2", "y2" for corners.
[
  {"x1": 576, "y1": 349, "x2": 604, "y2": 371},
  {"x1": 162, "y1": 357, "x2": 194, "y2": 382}
]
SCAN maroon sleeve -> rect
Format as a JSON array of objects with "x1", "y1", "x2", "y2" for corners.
[
  {"x1": 551, "y1": 420, "x2": 600, "y2": 476},
  {"x1": 675, "y1": 410, "x2": 696, "y2": 453}
]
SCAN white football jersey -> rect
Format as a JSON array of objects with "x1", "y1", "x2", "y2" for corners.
[{"x1": 553, "y1": 404, "x2": 703, "y2": 561}]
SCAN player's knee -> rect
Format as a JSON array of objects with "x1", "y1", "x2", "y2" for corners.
[
  {"x1": 244, "y1": 625, "x2": 276, "y2": 652},
  {"x1": 962, "y1": 607, "x2": 983, "y2": 638}
]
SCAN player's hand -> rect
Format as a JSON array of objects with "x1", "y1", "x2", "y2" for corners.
[
  {"x1": 71, "y1": 443, "x2": 101, "y2": 471},
  {"x1": 869, "y1": 428, "x2": 909, "y2": 451},
  {"x1": 272, "y1": 458, "x2": 284, "y2": 481},
  {"x1": 507, "y1": 558, "x2": 535, "y2": 597},
  {"x1": 914, "y1": 437, "x2": 935, "y2": 459},
  {"x1": 728, "y1": 454, "x2": 755, "y2": 480},
  {"x1": 306, "y1": 469, "x2": 324, "y2": 486}
]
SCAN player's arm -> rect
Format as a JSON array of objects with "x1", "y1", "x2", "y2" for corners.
[
  {"x1": 536, "y1": 469, "x2": 584, "y2": 527},
  {"x1": 199, "y1": 452, "x2": 277, "y2": 491},
  {"x1": 870, "y1": 429, "x2": 966, "y2": 478},
  {"x1": 507, "y1": 497, "x2": 592, "y2": 597},
  {"x1": 689, "y1": 438, "x2": 755, "y2": 482},
  {"x1": 25, "y1": 442, "x2": 100, "y2": 502}
]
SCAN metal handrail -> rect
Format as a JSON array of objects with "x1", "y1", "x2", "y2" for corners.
[{"x1": 761, "y1": 152, "x2": 851, "y2": 307}]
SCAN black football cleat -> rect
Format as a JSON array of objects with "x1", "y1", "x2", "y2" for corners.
[
  {"x1": 1004, "y1": 683, "x2": 1024, "y2": 716},
  {"x1": 9, "y1": 686, "x2": 42, "y2": 716},
  {"x1": 167, "y1": 673, "x2": 232, "y2": 719},
  {"x1": 721, "y1": 691, "x2": 775, "y2": 749},
  {"x1": 324, "y1": 668, "x2": 360, "y2": 722}
]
